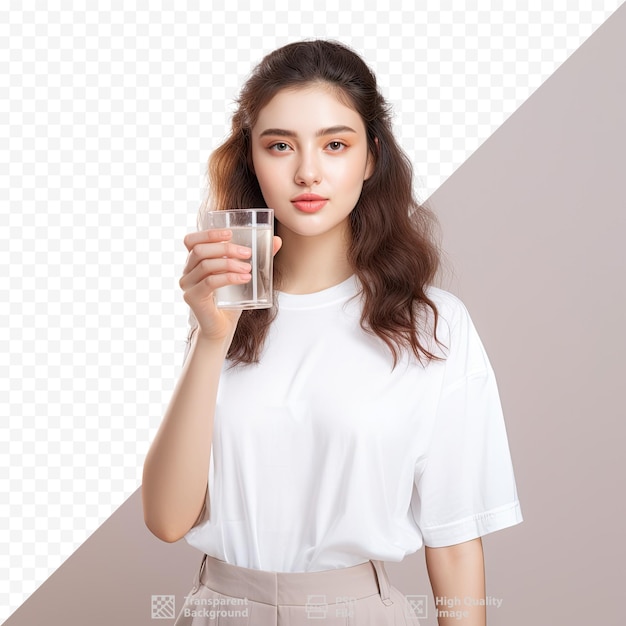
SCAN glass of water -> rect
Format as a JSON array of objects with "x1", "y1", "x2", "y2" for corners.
[{"x1": 201, "y1": 208, "x2": 274, "y2": 309}]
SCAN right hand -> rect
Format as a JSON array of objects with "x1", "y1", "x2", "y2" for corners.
[{"x1": 179, "y1": 228, "x2": 282, "y2": 342}]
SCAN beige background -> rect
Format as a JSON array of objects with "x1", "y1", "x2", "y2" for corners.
[{"x1": 4, "y1": 5, "x2": 625, "y2": 626}]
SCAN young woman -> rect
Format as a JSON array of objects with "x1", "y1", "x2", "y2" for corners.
[{"x1": 142, "y1": 40, "x2": 523, "y2": 626}]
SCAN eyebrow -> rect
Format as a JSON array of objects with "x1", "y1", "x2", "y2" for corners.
[{"x1": 258, "y1": 125, "x2": 357, "y2": 138}]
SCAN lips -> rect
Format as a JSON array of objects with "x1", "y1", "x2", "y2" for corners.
[{"x1": 291, "y1": 193, "x2": 328, "y2": 214}]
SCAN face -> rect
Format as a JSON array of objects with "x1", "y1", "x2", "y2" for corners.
[{"x1": 250, "y1": 84, "x2": 374, "y2": 241}]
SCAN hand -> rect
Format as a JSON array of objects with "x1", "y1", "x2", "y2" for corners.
[{"x1": 179, "y1": 228, "x2": 282, "y2": 342}]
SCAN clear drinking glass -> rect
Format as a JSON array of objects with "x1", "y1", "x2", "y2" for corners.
[{"x1": 201, "y1": 209, "x2": 274, "y2": 309}]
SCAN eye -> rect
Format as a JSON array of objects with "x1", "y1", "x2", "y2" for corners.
[
  {"x1": 326, "y1": 141, "x2": 347, "y2": 152},
  {"x1": 269, "y1": 142, "x2": 291, "y2": 152}
]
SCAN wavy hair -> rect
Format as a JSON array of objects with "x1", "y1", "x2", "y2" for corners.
[{"x1": 188, "y1": 39, "x2": 445, "y2": 367}]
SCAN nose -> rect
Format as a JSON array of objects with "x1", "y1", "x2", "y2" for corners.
[{"x1": 294, "y1": 150, "x2": 321, "y2": 186}]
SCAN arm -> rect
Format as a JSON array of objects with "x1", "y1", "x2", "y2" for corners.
[
  {"x1": 141, "y1": 229, "x2": 282, "y2": 543},
  {"x1": 141, "y1": 227, "x2": 259, "y2": 543},
  {"x1": 425, "y1": 538, "x2": 486, "y2": 626},
  {"x1": 141, "y1": 330, "x2": 232, "y2": 542}
]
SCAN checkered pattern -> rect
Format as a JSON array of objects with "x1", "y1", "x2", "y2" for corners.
[
  {"x1": 0, "y1": 0, "x2": 619, "y2": 619},
  {"x1": 151, "y1": 594, "x2": 176, "y2": 619}
]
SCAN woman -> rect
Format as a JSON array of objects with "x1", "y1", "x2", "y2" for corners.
[{"x1": 142, "y1": 39, "x2": 523, "y2": 625}]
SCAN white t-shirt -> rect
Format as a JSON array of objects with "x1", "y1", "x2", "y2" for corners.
[{"x1": 183, "y1": 275, "x2": 523, "y2": 572}]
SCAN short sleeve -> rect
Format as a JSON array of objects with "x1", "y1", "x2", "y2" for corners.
[{"x1": 411, "y1": 294, "x2": 523, "y2": 547}]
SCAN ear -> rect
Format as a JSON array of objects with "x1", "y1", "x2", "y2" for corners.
[{"x1": 364, "y1": 137, "x2": 378, "y2": 181}]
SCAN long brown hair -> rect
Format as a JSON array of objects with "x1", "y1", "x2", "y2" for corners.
[{"x1": 190, "y1": 39, "x2": 445, "y2": 367}]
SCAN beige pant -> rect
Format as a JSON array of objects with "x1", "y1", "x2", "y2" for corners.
[{"x1": 173, "y1": 553, "x2": 422, "y2": 625}]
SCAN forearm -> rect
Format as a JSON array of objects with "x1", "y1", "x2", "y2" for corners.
[
  {"x1": 142, "y1": 331, "x2": 228, "y2": 542},
  {"x1": 425, "y1": 538, "x2": 486, "y2": 626}
]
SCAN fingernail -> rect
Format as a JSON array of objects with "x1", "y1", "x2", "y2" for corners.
[{"x1": 237, "y1": 246, "x2": 252, "y2": 256}]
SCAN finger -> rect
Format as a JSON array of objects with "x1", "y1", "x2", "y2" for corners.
[
  {"x1": 179, "y1": 257, "x2": 252, "y2": 291},
  {"x1": 183, "y1": 228, "x2": 232, "y2": 252},
  {"x1": 182, "y1": 241, "x2": 253, "y2": 276},
  {"x1": 183, "y1": 270, "x2": 252, "y2": 303}
]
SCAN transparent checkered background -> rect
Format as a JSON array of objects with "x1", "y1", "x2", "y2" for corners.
[{"x1": 0, "y1": 0, "x2": 621, "y2": 618}]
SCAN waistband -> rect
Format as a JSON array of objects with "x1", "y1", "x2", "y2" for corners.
[{"x1": 191, "y1": 554, "x2": 394, "y2": 607}]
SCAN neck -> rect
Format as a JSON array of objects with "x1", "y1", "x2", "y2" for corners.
[{"x1": 275, "y1": 221, "x2": 353, "y2": 294}]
